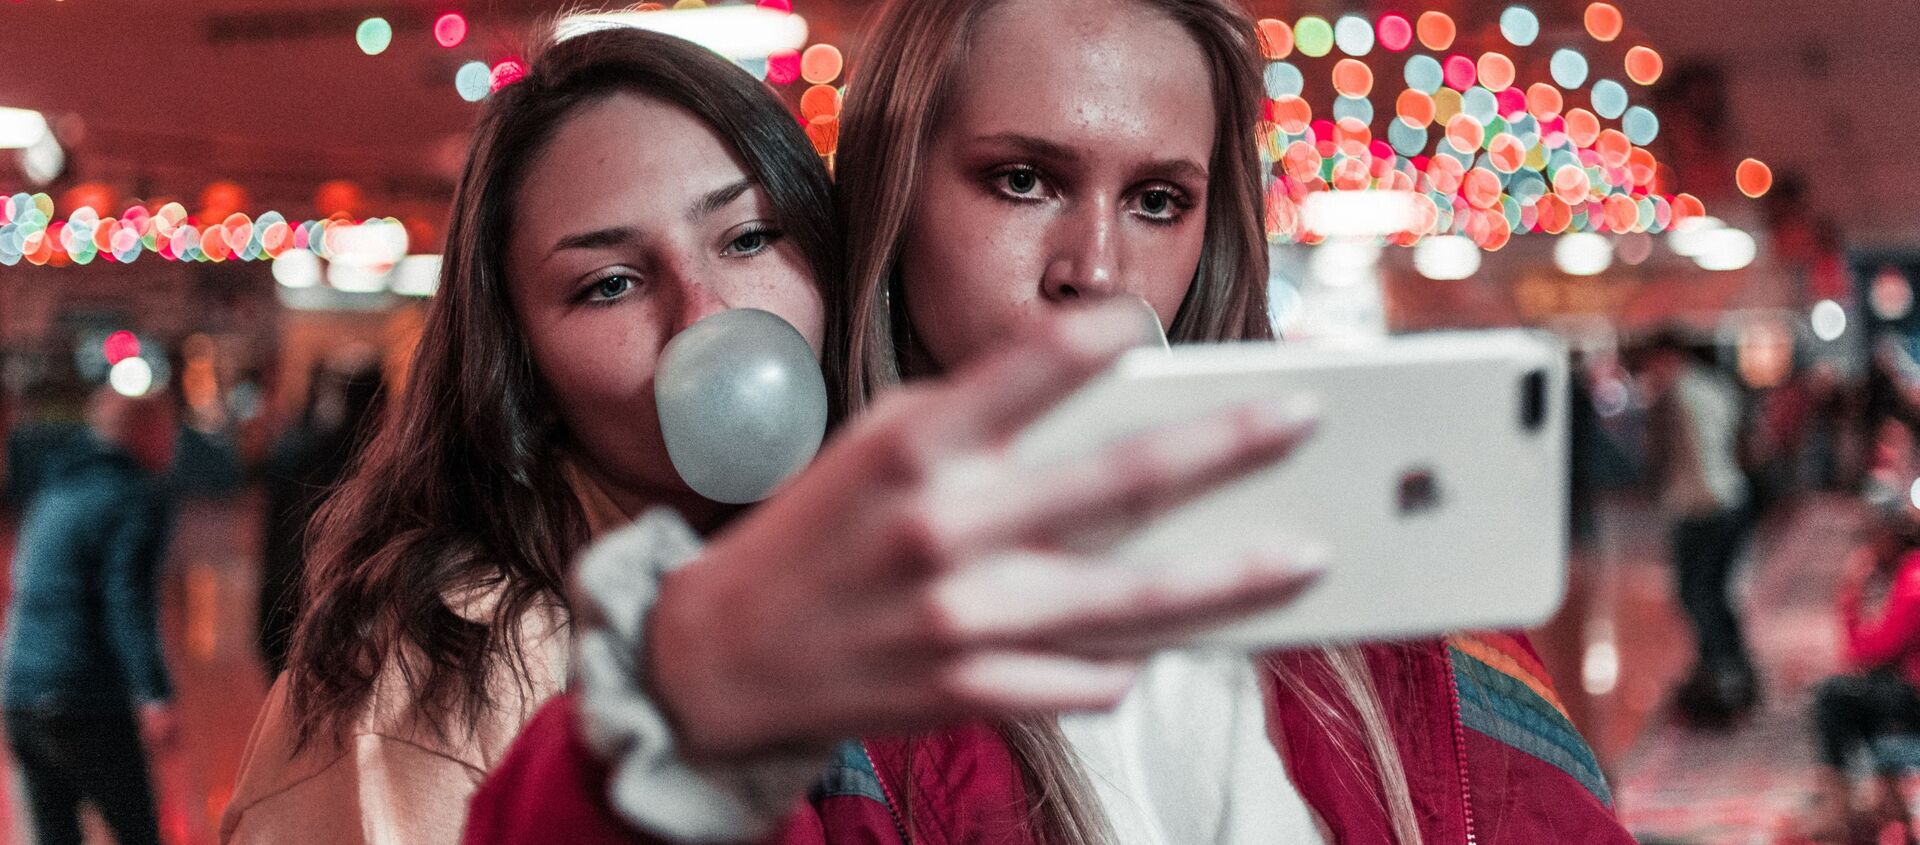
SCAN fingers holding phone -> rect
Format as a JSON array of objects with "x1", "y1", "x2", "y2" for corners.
[{"x1": 644, "y1": 304, "x2": 1327, "y2": 757}]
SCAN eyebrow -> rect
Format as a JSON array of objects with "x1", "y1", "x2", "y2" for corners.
[
  {"x1": 969, "y1": 132, "x2": 1209, "y2": 183},
  {"x1": 690, "y1": 178, "x2": 754, "y2": 221},
  {"x1": 545, "y1": 178, "x2": 758, "y2": 261},
  {"x1": 550, "y1": 226, "x2": 638, "y2": 256}
]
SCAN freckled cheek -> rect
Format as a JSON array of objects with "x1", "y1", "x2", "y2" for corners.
[
  {"x1": 1122, "y1": 225, "x2": 1207, "y2": 318},
  {"x1": 906, "y1": 179, "x2": 1042, "y2": 341},
  {"x1": 732, "y1": 259, "x2": 827, "y2": 351},
  {"x1": 538, "y1": 321, "x2": 667, "y2": 418},
  {"x1": 935, "y1": 202, "x2": 1047, "y2": 302}
]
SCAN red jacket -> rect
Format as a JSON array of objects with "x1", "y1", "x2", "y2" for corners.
[
  {"x1": 1840, "y1": 550, "x2": 1920, "y2": 688},
  {"x1": 466, "y1": 633, "x2": 1631, "y2": 844}
]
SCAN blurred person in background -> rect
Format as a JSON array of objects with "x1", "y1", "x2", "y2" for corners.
[
  {"x1": 255, "y1": 349, "x2": 385, "y2": 677},
  {"x1": 2, "y1": 386, "x2": 179, "y2": 845},
  {"x1": 1787, "y1": 421, "x2": 1920, "y2": 845},
  {"x1": 1642, "y1": 328, "x2": 1759, "y2": 726},
  {"x1": 1536, "y1": 353, "x2": 1636, "y2": 744},
  {"x1": 2, "y1": 378, "x2": 91, "y2": 509}
]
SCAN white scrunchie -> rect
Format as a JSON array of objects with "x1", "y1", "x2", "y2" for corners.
[{"x1": 573, "y1": 509, "x2": 828, "y2": 841}]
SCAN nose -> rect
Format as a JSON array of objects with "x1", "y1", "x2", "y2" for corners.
[
  {"x1": 666, "y1": 265, "x2": 733, "y2": 334},
  {"x1": 1040, "y1": 198, "x2": 1122, "y2": 303}
]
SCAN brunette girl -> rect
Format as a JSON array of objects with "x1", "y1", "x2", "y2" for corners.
[{"x1": 224, "y1": 22, "x2": 1314, "y2": 845}]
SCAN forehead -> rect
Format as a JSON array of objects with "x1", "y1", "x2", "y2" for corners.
[
  {"x1": 513, "y1": 92, "x2": 753, "y2": 232},
  {"x1": 953, "y1": 0, "x2": 1216, "y2": 160}
]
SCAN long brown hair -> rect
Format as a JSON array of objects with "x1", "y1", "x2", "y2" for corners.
[
  {"x1": 286, "y1": 25, "x2": 841, "y2": 749},
  {"x1": 833, "y1": 1, "x2": 1420, "y2": 843}
]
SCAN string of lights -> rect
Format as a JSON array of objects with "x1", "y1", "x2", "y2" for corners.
[{"x1": 1253, "y1": 2, "x2": 1768, "y2": 251}]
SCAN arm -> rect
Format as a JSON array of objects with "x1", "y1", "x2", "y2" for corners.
[{"x1": 473, "y1": 306, "x2": 1328, "y2": 844}]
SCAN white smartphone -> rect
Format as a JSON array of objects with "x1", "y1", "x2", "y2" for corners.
[{"x1": 1012, "y1": 330, "x2": 1569, "y2": 650}]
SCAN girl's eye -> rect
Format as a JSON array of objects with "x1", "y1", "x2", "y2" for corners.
[
  {"x1": 724, "y1": 226, "x2": 783, "y2": 257},
  {"x1": 1132, "y1": 186, "x2": 1191, "y2": 223},
  {"x1": 587, "y1": 274, "x2": 634, "y2": 303},
  {"x1": 995, "y1": 167, "x2": 1046, "y2": 199}
]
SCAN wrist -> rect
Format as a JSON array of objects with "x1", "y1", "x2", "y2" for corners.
[{"x1": 647, "y1": 560, "x2": 762, "y2": 759}]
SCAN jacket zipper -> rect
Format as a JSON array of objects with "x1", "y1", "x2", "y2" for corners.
[
  {"x1": 861, "y1": 740, "x2": 914, "y2": 844},
  {"x1": 1442, "y1": 646, "x2": 1479, "y2": 845}
]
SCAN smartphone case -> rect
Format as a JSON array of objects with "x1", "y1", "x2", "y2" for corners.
[{"x1": 1012, "y1": 330, "x2": 1570, "y2": 649}]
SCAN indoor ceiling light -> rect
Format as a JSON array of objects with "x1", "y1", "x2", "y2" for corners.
[
  {"x1": 0, "y1": 107, "x2": 50, "y2": 149},
  {"x1": 554, "y1": 7, "x2": 808, "y2": 59}
]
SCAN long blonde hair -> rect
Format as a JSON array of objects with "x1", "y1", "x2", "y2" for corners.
[{"x1": 833, "y1": 0, "x2": 1422, "y2": 842}]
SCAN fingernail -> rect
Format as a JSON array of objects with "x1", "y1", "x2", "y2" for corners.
[
  {"x1": 1068, "y1": 301, "x2": 1159, "y2": 355},
  {"x1": 1292, "y1": 541, "x2": 1332, "y2": 572},
  {"x1": 1263, "y1": 541, "x2": 1330, "y2": 579},
  {"x1": 1257, "y1": 393, "x2": 1323, "y2": 430},
  {"x1": 1117, "y1": 296, "x2": 1170, "y2": 351}
]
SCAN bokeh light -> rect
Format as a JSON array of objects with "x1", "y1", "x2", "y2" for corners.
[
  {"x1": 1625, "y1": 46, "x2": 1664, "y2": 85},
  {"x1": 1873, "y1": 268, "x2": 1914, "y2": 321},
  {"x1": 1565, "y1": 107, "x2": 1601, "y2": 146},
  {"x1": 1443, "y1": 55, "x2": 1477, "y2": 90},
  {"x1": 806, "y1": 115, "x2": 839, "y2": 157},
  {"x1": 1405, "y1": 54, "x2": 1444, "y2": 93},
  {"x1": 1550, "y1": 51, "x2": 1589, "y2": 91},
  {"x1": 1478, "y1": 53, "x2": 1517, "y2": 91},
  {"x1": 1500, "y1": 6, "x2": 1540, "y2": 46},
  {"x1": 1333, "y1": 95, "x2": 1374, "y2": 124},
  {"x1": 1335, "y1": 15, "x2": 1374, "y2": 56},
  {"x1": 1332, "y1": 59, "x2": 1374, "y2": 98},
  {"x1": 800, "y1": 83, "x2": 840, "y2": 120},
  {"x1": 1256, "y1": 19, "x2": 1294, "y2": 60},
  {"x1": 1271, "y1": 96, "x2": 1311, "y2": 134},
  {"x1": 1623, "y1": 106, "x2": 1659, "y2": 144},
  {"x1": 1397, "y1": 89, "x2": 1436, "y2": 127},
  {"x1": 1462, "y1": 87, "x2": 1498, "y2": 123},
  {"x1": 1414, "y1": 235, "x2": 1481, "y2": 279},
  {"x1": 1812, "y1": 300, "x2": 1847, "y2": 341},
  {"x1": 1527, "y1": 83, "x2": 1564, "y2": 119},
  {"x1": 103, "y1": 330, "x2": 140, "y2": 366},
  {"x1": 109, "y1": 358, "x2": 153, "y2": 398},
  {"x1": 1433, "y1": 88, "x2": 1464, "y2": 125},
  {"x1": 356, "y1": 17, "x2": 393, "y2": 56},
  {"x1": 1445, "y1": 114, "x2": 1485, "y2": 153},
  {"x1": 434, "y1": 13, "x2": 467, "y2": 48},
  {"x1": 766, "y1": 50, "x2": 801, "y2": 85},
  {"x1": 1555, "y1": 232, "x2": 1613, "y2": 275},
  {"x1": 1417, "y1": 12, "x2": 1456, "y2": 51},
  {"x1": 1591, "y1": 79, "x2": 1628, "y2": 119},
  {"x1": 1295, "y1": 16, "x2": 1335, "y2": 58},
  {"x1": 1377, "y1": 15, "x2": 1413, "y2": 52},
  {"x1": 1585, "y1": 3, "x2": 1624, "y2": 41},
  {"x1": 490, "y1": 58, "x2": 529, "y2": 92},
  {"x1": 1265, "y1": 62, "x2": 1305, "y2": 98},
  {"x1": 456, "y1": 62, "x2": 491, "y2": 102},
  {"x1": 1737, "y1": 158, "x2": 1774, "y2": 198},
  {"x1": 800, "y1": 44, "x2": 844, "y2": 84}
]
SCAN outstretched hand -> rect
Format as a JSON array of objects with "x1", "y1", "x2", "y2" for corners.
[{"x1": 647, "y1": 301, "x2": 1324, "y2": 759}]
